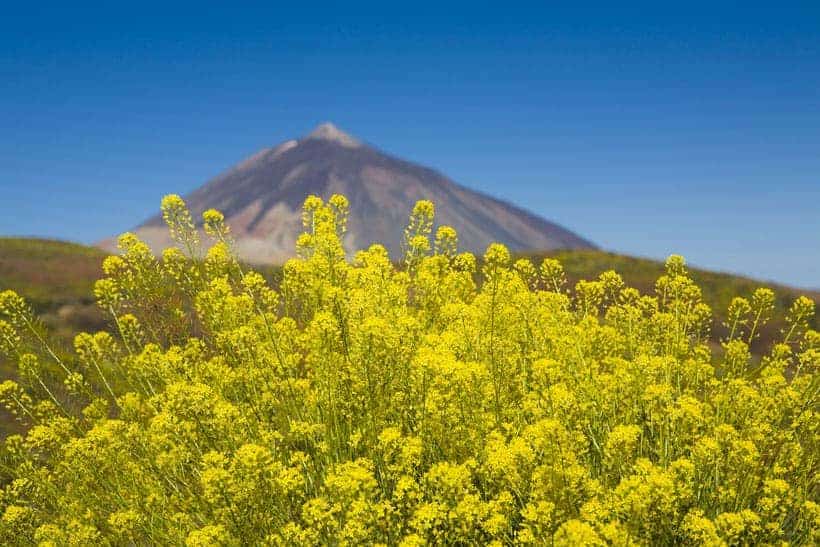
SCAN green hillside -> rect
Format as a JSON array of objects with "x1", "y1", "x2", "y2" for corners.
[{"x1": 0, "y1": 238, "x2": 108, "y2": 337}]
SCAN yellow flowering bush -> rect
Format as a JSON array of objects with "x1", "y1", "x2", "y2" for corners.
[{"x1": 0, "y1": 194, "x2": 817, "y2": 545}]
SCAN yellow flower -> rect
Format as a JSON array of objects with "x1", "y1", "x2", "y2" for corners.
[
  {"x1": 1, "y1": 193, "x2": 817, "y2": 545},
  {"x1": 552, "y1": 519, "x2": 605, "y2": 546}
]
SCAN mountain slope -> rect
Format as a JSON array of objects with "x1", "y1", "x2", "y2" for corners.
[{"x1": 102, "y1": 123, "x2": 595, "y2": 263}]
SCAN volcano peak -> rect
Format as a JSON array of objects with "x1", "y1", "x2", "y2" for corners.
[{"x1": 305, "y1": 122, "x2": 361, "y2": 148}]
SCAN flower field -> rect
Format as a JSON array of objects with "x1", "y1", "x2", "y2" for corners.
[{"x1": 0, "y1": 194, "x2": 817, "y2": 545}]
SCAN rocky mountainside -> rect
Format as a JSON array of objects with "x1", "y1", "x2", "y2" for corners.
[{"x1": 102, "y1": 123, "x2": 595, "y2": 263}]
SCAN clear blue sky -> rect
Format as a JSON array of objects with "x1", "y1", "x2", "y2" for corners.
[{"x1": 1, "y1": 1, "x2": 818, "y2": 288}]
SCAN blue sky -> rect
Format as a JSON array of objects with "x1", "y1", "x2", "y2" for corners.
[{"x1": 1, "y1": 1, "x2": 818, "y2": 288}]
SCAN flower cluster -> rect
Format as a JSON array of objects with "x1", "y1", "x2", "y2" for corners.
[{"x1": 0, "y1": 194, "x2": 817, "y2": 545}]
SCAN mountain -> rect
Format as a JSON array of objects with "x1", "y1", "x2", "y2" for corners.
[{"x1": 101, "y1": 123, "x2": 595, "y2": 263}]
